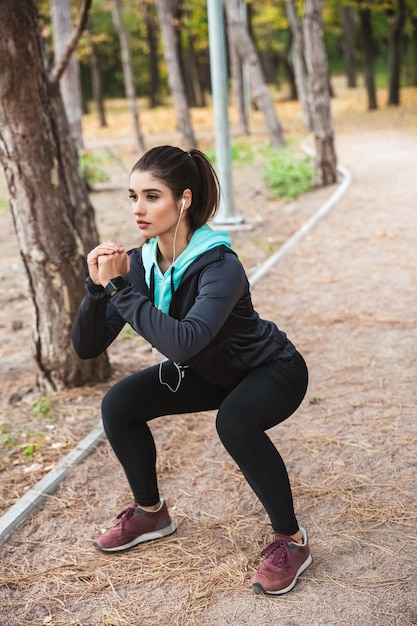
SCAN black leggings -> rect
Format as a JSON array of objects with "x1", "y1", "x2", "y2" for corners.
[{"x1": 101, "y1": 350, "x2": 308, "y2": 536}]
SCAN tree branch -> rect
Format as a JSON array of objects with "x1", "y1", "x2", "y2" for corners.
[{"x1": 49, "y1": 0, "x2": 92, "y2": 88}]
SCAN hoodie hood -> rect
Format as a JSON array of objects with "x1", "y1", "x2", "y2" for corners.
[{"x1": 142, "y1": 224, "x2": 232, "y2": 314}]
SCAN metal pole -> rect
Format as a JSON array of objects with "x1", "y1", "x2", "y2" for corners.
[{"x1": 207, "y1": 0, "x2": 243, "y2": 224}]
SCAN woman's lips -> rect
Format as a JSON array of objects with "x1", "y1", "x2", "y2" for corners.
[{"x1": 137, "y1": 220, "x2": 150, "y2": 229}]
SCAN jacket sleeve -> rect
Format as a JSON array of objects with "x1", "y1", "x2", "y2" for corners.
[
  {"x1": 109, "y1": 256, "x2": 248, "y2": 363},
  {"x1": 72, "y1": 277, "x2": 126, "y2": 359}
]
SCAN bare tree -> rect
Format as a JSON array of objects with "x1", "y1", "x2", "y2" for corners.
[
  {"x1": 285, "y1": 0, "x2": 313, "y2": 130},
  {"x1": 155, "y1": 0, "x2": 197, "y2": 150},
  {"x1": 227, "y1": 8, "x2": 249, "y2": 135},
  {"x1": 340, "y1": 5, "x2": 357, "y2": 88},
  {"x1": 386, "y1": 0, "x2": 406, "y2": 106},
  {"x1": 141, "y1": 0, "x2": 161, "y2": 108},
  {"x1": 0, "y1": 0, "x2": 110, "y2": 391},
  {"x1": 111, "y1": 0, "x2": 145, "y2": 152},
  {"x1": 50, "y1": 0, "x2": 84, "y2": 150},
  {"x1": 225, "y1": 0, "x2": 285, "y2": 147},
  {"x1": 88, "y1": 21, "x2": 107, "y2": 127},
  {"x1": 357, "y1": 2, "x2": 378, "y2": 110},
  {"x1": 303, "y1": 0, "x2": 338, "y2": 186}
]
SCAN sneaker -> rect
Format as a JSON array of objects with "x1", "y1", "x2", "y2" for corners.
[
  {"x1": 93, "y1": 499, "x2": 177, "y2": 552},
  {"x1": 250, "y1": 527, "x2": 312, "y2": 595}
]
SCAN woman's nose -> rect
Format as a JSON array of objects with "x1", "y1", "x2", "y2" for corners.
[{"x1": 132, "y1": 198, "x2": 142, "y2": 215}]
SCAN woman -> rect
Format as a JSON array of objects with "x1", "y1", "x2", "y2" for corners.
[{"x1": 72, "y1": 145, "x2": 312, "y2": 595}]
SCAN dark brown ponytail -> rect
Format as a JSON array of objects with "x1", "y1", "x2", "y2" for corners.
[{"x1": 131, "y1": 145, "x2": 220, "y2": 232}]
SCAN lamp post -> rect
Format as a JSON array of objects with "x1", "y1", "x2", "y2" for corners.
[{"x1": 207, "y1": 0, "x2": 243, "y2": 224}]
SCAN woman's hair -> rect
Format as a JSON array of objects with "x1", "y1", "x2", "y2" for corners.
[{"x1": 131, "y1": 145, "x2": 220, "y2": 232}]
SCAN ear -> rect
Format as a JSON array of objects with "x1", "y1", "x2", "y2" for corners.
[{"x1": 179, "y1": 188, "x2": 192, "y2": 211}]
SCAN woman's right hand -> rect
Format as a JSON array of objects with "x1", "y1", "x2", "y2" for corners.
[{"x1": 87, "y1": 241, "x2": 125, "y2": 284}]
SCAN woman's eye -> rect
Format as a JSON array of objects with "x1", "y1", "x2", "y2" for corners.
[
  {"x1": 147, "y1": 194, "x2": 158, "y2": 201},
  {"x1": 128, "y1": 194, "x2": 137, "y2": 201}
]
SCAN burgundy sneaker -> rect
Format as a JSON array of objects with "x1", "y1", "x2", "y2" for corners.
[
  {"x1": 250, "y1": 527, "x2": 312, "y2": 595},
  {"x1": 93, "y1": 499, "x2": 177, "y2": 552}
]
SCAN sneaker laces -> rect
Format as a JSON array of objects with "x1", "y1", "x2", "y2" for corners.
[
  {"x1": 261, "y1": 537, "x2": 291, "y2": 569},
  {"x1": 114, "y1": 505, "x2": 137, "y2": 529}
]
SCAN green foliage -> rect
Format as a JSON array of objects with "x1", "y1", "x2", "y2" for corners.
[
  {"x1": 32, "y1": 396, "x2": 52, "y2": 418},
  {"x1": 24, "y1": 443, "x2": 40, "y2": 459},
  {"x1": 206, "y1": 142, "x2": 260, "y2": 166},
  {"x1": 78, "y1": 150, "x2": 110, "y2": 187},
  {"x1": 264, "y1": 148, "x2": 314, "y2": 199},
  {"x1": 2, "y1": 427, "x2": 17, "y2": 446}
]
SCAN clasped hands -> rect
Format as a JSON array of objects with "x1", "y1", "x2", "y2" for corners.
[{"x1": 87, "y1": 241, "x2": 130, "y2": 287}]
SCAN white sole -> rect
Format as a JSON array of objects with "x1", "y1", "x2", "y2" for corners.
[{"x1": 94, "y1": 520, "x2": 177, "y2": 553}]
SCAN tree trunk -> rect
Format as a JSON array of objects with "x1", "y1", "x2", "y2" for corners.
[
  {"x1": 111, "y1": 0, "x2": 145, "y2": 152},
  {"x1": 0, "y1": 0, "x2": 111, "y2": 391},
  {"x1": 340, "y1": 5, "x2": 357, "y2": 88},
  {"x1": 227, "y1": 11, "x2": 250, "y2": 135},
  {"x1": 50, "y1": 0, "x2": 84, "y2": 150},
  {"x1": 358, "y1": 4, "x2": 378, "y2": 110},
  {"x1": 303, "y1": 0, "x2": 338, "y2": 187},
  {"x1": 88, "y1": 23, "x2": 107, "y2": 127},
  {"x1": 285, "y1": 0, "x2": 313, "y2": 129},
  {"x1": 225, "y1": 0, "x2": 285, "y2": 147},
  {"x1": 155, "y1": 0, "x2": 196, "y2": 150},
  {"x1": 387, "y1": 0, "x2": 406, "y2": 106},
  {"x1": 411, "y1": 14, "x2": 417, "y2": 86},
  {"x1": 279, "y1": 33, "x2": 298, "y2": 101},
  {"x1": 142, "y1": 0, "x2": 161, "y2": 108},
  {"x1": 184, "y1": 33, "x2": 206, "y2": 108}
]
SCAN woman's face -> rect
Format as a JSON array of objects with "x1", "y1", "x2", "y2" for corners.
[{"x1": 129, "y1": 169, "x2": 184, "y2": 240}]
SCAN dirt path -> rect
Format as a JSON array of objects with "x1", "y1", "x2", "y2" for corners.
[{"x1": 0, "y1": 107, "x2": 416, "y2": 625}]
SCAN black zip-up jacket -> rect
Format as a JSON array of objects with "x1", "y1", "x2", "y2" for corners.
[{"x1": 72, "y1": 244, "x2": 296, "y2": 388}]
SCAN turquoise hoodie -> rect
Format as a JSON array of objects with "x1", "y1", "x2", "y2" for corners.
[{"x1": 141, "y1": 224, "x2": 232, "y2": 314}]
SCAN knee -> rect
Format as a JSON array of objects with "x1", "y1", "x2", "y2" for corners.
[
  {"x1": 101, "y1": 382, "x2": 130, "y2": 433},
  {"x1": 216, "y1": 407, "x2": 251, "y2": 449}
]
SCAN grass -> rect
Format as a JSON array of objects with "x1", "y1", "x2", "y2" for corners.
[
  {"x1": 264, "y1": 145, "x2": 314, "y2": 199},
  {"x1": 206, "y1": 139, "x2": 314, "y2": 199},
  {"x1": 78, "y1": 149, "x2": 111, "y2": 187}
]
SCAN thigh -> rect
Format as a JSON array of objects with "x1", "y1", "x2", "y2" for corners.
[
  {"x1": 102, "y1": 361, "x2": 228, "y2": 422},
  {"x1": 219, "y1": 351, "x2": 308, "y2": 433}
]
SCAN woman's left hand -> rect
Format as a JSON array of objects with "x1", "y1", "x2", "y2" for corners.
[{"x1": 98, "y1": 250, "x2": 130, "y2": 287}]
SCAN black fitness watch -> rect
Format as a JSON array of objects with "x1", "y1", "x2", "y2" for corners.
[{"x1": 104, "y1": 276, "x2": 126, "y2": 297}]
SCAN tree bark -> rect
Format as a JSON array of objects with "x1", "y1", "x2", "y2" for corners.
[
  {"x1": 88, "y1": 22, "x2": 107, "y2": 127},
  {"x1": 303, "y1": 0, "x2": 338, "y2": 187},
  {"x1": 142, "y1": 0, "x2": 161, "y2": 108},
  {"x1": 411, "y1": 13, "x2": 417, "y2": 86},
  {"x1": 225, "y1": 0, "x2": 285, "y2": 147},
  {"x1": 227, "y1": 8, "x2": 250, "y2": 135},
  {"x1": 184, "y1": 32, "x2": 206, "y2": 108},
  {"x1": 0, "y1": 0, "x2": 110, "y2": 390},
  {"x1": 155, "y1": 0, "x2": 196, "y2": 150},
  {"x1": 358, "y1": 4, "x2": 378, "y2": 110},
  {"x1": 111, "y1": 0, "x2": 145, "y2": 152},
  {"x1": 285, "y1": 0, "x2": 313, "y2": 129},
  {"x1": 387, "y1": 0, "x2": 406, "y2": 106},
  {"x1": 340, "y1": 5, "x2": 357, "y2": 88},
  {"x1": 50, "y1": 0, "x2": 84, "y2": 150}
]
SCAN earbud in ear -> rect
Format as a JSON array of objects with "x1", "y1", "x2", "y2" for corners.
[{"x1": 179, "y1": 199, "x2": 186, "y2": 216}]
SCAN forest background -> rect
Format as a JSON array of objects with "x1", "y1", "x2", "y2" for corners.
[
  {"x1": 0, "y1": 0, "x2": 415, "y2": 504},
  {"x1": 0, "y1": 1, "x2": 417, "y2": 624},
  {"x1": 0, "y1": 0, "x2": 416, "y2": 511}
]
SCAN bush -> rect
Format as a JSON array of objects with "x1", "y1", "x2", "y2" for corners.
[
  {"x1": 78, "y1": 150, "x2": 110, "y2": 188},
  {"x1": 264, "y1": 148, "x2": 314, "y2": 199}
]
